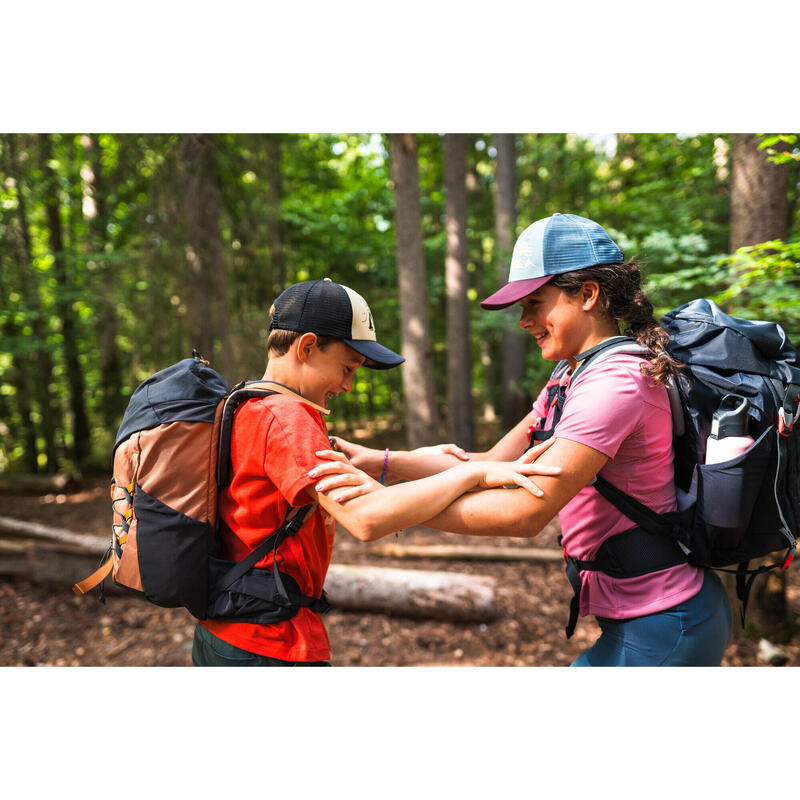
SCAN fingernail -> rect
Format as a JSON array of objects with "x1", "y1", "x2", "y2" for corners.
[{"x1": 308, "y1": 469, "x2": 318, "y2": 477}]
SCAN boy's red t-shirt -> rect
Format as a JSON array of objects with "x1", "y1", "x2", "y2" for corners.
[{"x1": 200, "y1": 393, "x2": 335, "y2": 662}]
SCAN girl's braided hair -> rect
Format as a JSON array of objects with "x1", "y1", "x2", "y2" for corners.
[{"x1": 549, "y1": 260, "x2": 682, "y2": 385}]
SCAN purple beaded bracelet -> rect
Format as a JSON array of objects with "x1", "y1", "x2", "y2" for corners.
[{"x1": 380, "y1": 447, "x2": 390, "y2": 485}]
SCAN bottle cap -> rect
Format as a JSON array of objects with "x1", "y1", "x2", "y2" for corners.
[{"x1": 710, "y1": 394, "x2": 750, "y2": 439}]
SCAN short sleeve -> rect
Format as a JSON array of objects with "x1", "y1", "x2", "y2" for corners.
[
  {"x1": 553, "y1": 362, "x2": 646, "y2": 459},
  {"x1": 258, "y1": 398, "x2": 331, "y2": 507}
]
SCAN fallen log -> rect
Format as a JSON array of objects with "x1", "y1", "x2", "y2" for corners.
[
  {"x1": 0, "y1": 516, "x2": 107, "y2": 554},
  {"x1": 366, "y1": 543, "x2": 563, "y2": 563},
  {"x1": 324, "y1": 564, "x2": 497, "y2": 622},
  {"x1": 0, "y1": 516, "x2": 498, "y2": 621}
]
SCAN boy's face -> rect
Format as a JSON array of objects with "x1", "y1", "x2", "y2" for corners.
[{"x1": 302, "y1": 339, "x2": 367, "y2": 408}]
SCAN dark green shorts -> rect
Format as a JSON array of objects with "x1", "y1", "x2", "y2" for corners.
[{"x1": 191, "y1": 623, "x2": 331, "y2": 667}]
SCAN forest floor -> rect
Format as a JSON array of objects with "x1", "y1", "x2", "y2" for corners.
[{"x1": 2, "y1": 473, "x2": 800, "y2": 668}]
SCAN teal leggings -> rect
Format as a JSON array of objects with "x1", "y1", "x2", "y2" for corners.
[{"x1": 571, "y1": 569, "x2": 732, "y2": 667}]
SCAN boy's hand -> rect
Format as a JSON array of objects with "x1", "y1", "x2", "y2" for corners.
[
  {"x1": 327, "y1": 437, "x2": 382, "y2": 476},
  {"x1": 515, "y1": 436, "x2": 556, "y2": 464},
  {"x1": 309, "y1": 450, "x2": 382, "y2": 503},
  {"x1": 411, "y1": 443, "x2": 469, "y2": 460},
  {"x1": 473, "y1": 458, "x2": 562, "y2": 497}
]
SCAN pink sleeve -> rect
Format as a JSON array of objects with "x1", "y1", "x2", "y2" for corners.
[
  {"x1": 553, "y1": 363, "x2": 645, "y2": 458},
  {"x1": 531, "y1": 384, "x2": 550, "y2": 418}
]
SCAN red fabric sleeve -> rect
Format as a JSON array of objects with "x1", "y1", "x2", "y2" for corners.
[{"x1": 260, "y1": 397, "x2": 331, "y2": 507}]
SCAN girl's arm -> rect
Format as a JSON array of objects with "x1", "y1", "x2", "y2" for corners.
[
  {"x1": 307, "y1": 450, "x2": 563, "y2": 542},
  {"x1": 421, "y1": 437, "x2": 609, "y2": 538}
]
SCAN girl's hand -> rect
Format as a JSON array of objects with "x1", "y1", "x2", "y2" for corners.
[
  {"x1": 309, "y1": 450, "x2": 382, "y2": 503},
  {"x1": 412, "y1": 443, "x2": 470, "y2": 460}
]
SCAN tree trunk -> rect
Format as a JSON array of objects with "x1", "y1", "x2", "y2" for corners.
[
  {"x1": 264, "y1": 135, "x2": 287, "y2": 304},
  {"x1": 7, "y1": 135, "x2": 61, "y2": 472},
  {"x1": 443, "y1": 134, "x2": 474, "y2": 450},
  {"x1": 39, "y1": 134, "x2": 91, "y2": 469},
  {"x1": 390, "y1": 133, "x2": 440, "y2": 447},
  {"x1": 493, "y1": 133, "x2": 529, "y2": 429},
  {"x1": 730, "y1": 134, "x2": 791, "y2": 250},
  {"x1": 84, "y1": 135, "x2": 126, "y2": 432},
  {"x1": 728, "y1": 134, "x2": 792, "y2": 628},
  {"x1": 181, "y1": 134, "x2": 236, "y2": 380}
]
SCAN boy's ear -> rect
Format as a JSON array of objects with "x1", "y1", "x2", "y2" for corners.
[{"x1": 295, "y1": 332, "x2": 318, "y2": 364}]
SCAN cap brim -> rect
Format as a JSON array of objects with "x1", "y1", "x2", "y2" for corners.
[
  {"x1": 345, "y1": 339, "x2": 405, "y2": 370},
  {"x1": 480, "y1": 275, "x2": 554, "y2": 310}
]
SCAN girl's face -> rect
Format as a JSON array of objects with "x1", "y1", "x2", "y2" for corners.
[{"x1": 518, "y1": 283, "x2": 591, "y2": 361}]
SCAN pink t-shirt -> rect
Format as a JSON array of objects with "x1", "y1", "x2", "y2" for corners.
[{"x1": 531, "y1": 353, "x2": 703, "y2": 619}]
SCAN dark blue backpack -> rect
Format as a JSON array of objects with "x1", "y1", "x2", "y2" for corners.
[{"x1": 531, "y1": 299, "x2": 800, "y2": 637}]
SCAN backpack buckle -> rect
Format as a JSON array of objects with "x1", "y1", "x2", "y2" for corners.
[{"x1": 778, "y1": 407, "x2": 793, "y2": 436}]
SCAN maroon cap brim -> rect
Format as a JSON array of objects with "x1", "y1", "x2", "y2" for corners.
[{"x1": 479, "y1": 275, "x2": 554, "y2": 310}]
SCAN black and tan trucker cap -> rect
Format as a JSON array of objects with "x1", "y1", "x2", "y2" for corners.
[{"x1": 269, "y1": 278, "x2": 405, "y2": 370}]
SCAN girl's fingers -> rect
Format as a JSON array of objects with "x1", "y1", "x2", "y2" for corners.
[
  {"x1": 308, "y1": 461, "x2": 355, "y2": 479},
  {"x1": 329, "y1": 486, "x2": 372, "y2": 503},
  {"x1": 314, "y1": 449, "x2": 349, "y2": 463},
  {"x1": 315, "y1": 473, "x2": 364, "y2": 493}
]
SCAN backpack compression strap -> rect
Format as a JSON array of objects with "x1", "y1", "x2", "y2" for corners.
[{"x1": 72, "y1": 549, "x2": 113, "y2": 597}]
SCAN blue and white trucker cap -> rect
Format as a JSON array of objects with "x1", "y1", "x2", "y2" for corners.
[
  {"x1": 480, "y1": 213, "x2": 624, "y2": 310},
  {"x1": 270, "y1": 278, "x2": 404, "y2": 369}
]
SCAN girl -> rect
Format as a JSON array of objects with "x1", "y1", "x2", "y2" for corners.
[{"x1": 313, "y1": 213, "x2": 733, "y2": 666}]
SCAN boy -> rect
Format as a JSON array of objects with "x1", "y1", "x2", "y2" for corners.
[
  {"x1": 192, "y1": 278, "x2": 403, "y2": 666},
  {"x1": 193, "y1": 278, "x2": 550, "y2": 666}
]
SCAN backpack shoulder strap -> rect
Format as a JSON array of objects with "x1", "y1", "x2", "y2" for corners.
[
  {"x1": 216, "y1": 381, "x2": 330, "y2": 488},
  {"x1": 244, "y1": 380, "x2": 330, "y2": 416},
  {"x1": 530, "y1": 337, "x2": 645, "y2": 443}
]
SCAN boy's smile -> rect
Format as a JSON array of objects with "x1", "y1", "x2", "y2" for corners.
[{"x1": 301, "y1": 340, "x2": 366, "y2": 408}]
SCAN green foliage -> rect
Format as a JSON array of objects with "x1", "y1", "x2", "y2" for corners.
[
  {"x1": 2, "y1": 132, "x2": 799, "y2": 473},
  {"x1": 758, "y1": 134, "x2": 800, "y2": 165}
]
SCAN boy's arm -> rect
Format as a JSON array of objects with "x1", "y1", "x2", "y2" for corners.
[
  {"x1": 306, "y1": 456, "x2": 562, "y2": 542},
  {"x1": 331, "y1": 408, "x2": 539, "y2": 481}
]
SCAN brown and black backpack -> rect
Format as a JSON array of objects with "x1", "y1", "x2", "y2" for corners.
[{"x1": 73, "y1": 352, "x2": 330, "y2": 623}]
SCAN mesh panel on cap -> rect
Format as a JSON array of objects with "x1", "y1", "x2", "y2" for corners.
[{"x1": 272, "y1": 280, "x2": 352, "y2": 338}]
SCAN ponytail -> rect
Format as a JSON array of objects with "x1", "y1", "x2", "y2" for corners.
[{"x1": 549, "y1": 260, "x2": 682, "y2": 385}]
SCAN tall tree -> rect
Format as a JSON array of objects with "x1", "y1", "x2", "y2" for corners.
[
  {"x1": 493, "y1": 133, "x2": 529, "y2": 428},
  {"x1": 39, "y1": 134, "x2": 91, "y2": 468},
  {"x1": 728, "y1": 133, "x2": 793, "y2": 629},
  {"x1": 265, "y1": 135, "x2": 287, "y2": 304},
  {"x1": 83, "y1": 134, "x2": 126, "y2": 432},
  {"x1": 390, "y1": 133, "x2": 440, "y2": 447},
  {"x1": 730, "y1": 133, "x2": 791, "y2": 250},
  {"x1": 443, "y1": 134, "x2": 474, "y2": 449},
  {"x1": 181, "y1": 134, "x2": 236, "y2": 380},
  {"x1": 5, "y1": 134, "x2": 61, "y2": 471}
]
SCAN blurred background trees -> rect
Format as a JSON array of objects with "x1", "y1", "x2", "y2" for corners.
[{"x1": 1, "y1": 131, "x2": 798, "y2": 474}]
